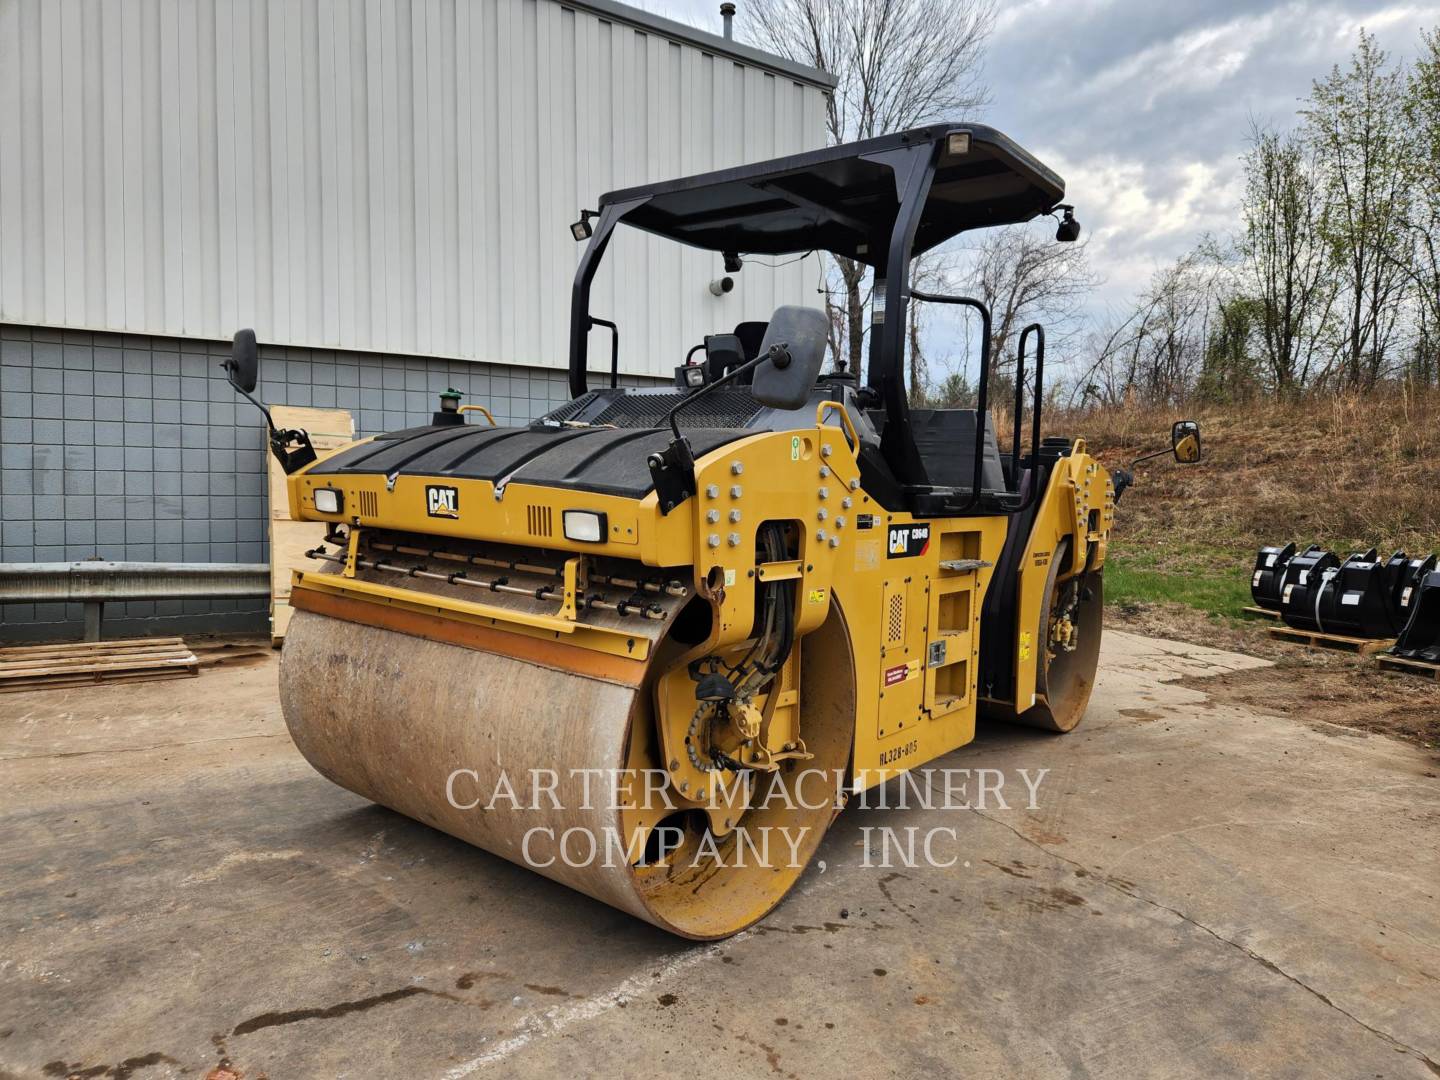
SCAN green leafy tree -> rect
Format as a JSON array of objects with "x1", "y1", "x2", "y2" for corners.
[
  {"x1": 1402, "y1": 29, "x2": 1440, "y2": 385},
  {"x1": 1235, "y1": 124, "x2": 1336, "y2": 394},
  {"x1": 1302, "y1": 31, "x2": 1413, "y2": 389},
  {"x1": 1197, "y1": 296, "x2": 1265, "y2": 403}
]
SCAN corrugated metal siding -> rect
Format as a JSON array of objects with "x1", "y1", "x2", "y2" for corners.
[{"x1": 0, "y1": 0, "x2": 829, "y2": 379}]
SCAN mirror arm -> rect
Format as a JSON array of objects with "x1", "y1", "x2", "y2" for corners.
[
  {"x1": 224, "y1": 366, "x2": 279, "y2": 438},
  {"x1": 659, "y1": 344, "x2": 782, "y2": 442},
  {"x1": 1129, "y1": 446, "x2": 1172, "y2": 469},
  {"x1": 647, "y1": 344, "x2": 789, "y2": 516},
  {"x1": 222, "y1": 364, "x2": 318, "y2": 474}
]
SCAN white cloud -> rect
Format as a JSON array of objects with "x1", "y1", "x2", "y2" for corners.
[
  {"x1": 639, "y1": 0, "x2": 1440, "y2": 320},
  {"x1": 1075, "y1": 10, "x2": 1279, "y2": 112},
  {"x1": 1039, "y1": 150, "x2": 1246, "y2": 304}
]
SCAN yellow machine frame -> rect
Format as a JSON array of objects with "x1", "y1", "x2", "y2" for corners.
[{"x1": 285, "y1": 404, "x2": 1115, "y2": 791}]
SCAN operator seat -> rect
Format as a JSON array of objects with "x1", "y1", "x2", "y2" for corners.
[
  {"x1": 734, "y1": 321, "x2": 768, "y2": 361},
  {"x1": 869, "y1": 407, "x2": 1007, "y2": 493},
  {"x1": 726, "y1": 321, "x2": 769, "y2": 385}
]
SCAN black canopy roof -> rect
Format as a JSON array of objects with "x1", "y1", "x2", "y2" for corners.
[{"x1": 599, "y1": 124, "x2": 1065, "y2": 265}]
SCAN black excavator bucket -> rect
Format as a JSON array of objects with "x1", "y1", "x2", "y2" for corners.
[
  {"x1": 1386, "y1": 552, "x2": 1437, "y2": 632},
  {"x1": 1392, "y1": 569, "x2": 1440, "y2": 663},
  {"x1": 1314, "y1": 548, "x2": 1397, "y2": 638},
  {"x1": 1279, "y1": 545, "x2": 1339, "y2": 632},
  {"x1": 1251, "y1": 542, "x2": 1297, "y2": 610}
]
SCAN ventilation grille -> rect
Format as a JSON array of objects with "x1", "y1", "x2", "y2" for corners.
[
  {"x1": 886, "y1": 591, "x2": 906, "y2": 645},
  {"x1": 358, "y1": 491, "x2": 379, "y2": 517},
  {"x1": 543, "y1": 392, "x2": 598, "y2": 424},
  {"x1": 527, "y1": 504, "x2": 553, "y2": 537},
  {"x1": 593, "y1": 389, "x2": 763, "y2": 429},
  {"x1": 539, "y1": 390, "x2": 764, "y2": 430}
]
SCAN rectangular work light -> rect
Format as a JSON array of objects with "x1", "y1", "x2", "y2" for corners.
[
  {"x1": 313, "y1": 488, "x2": 343, "y2": 514},
  {"x1": 562, "y1": 510, "x2": 608, "y2": 543}
]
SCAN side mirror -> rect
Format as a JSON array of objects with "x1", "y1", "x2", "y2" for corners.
[
  {"x1": 751, "y1": 306, "x2": 828, "y2": 410},
  {"x1": 1172, "y1": 420, "x2": 1201, "y2": 463},
  {"x1": 225, "y1": 328, "x2": 259, "y2": 394}
]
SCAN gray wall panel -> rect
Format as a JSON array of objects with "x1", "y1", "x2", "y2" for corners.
[{"x1": 0, "y1": 321, "x2": 657, "y2": 641}]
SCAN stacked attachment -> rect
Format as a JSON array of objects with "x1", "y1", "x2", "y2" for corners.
[
  {"x1": 1253, "y1": 541, "x2": 1440, "y2": 673},
  {"x1": 1277, "y1": 545, "x2": 1338, "y2": 632},
  {"x1": 1250, "y1": 543, "x2": 1297, "y2": 611},
  {"x1": 1253, "y1": 542, "x2": 1437, "y2": 639},
  {"x1": 1391, "y1": 569, "x2": 1440, "y2": 664},
  {"x1": 1387, "y1": 553, "x2": 1436, "y2": 633},
  {"x1": 1314, "y1": 548, "x2": 1401, "y2": 638}
]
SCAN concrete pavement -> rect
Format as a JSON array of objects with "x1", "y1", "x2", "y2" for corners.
[{"x1": 1, "y1": 630, "x2": 1437, "y2": 1079}]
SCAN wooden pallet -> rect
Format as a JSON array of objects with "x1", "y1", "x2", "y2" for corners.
[
  {"x1": 1266, "y1": 626, "x2": 1395, "y2": 655},
  {"x1": 190, "y1": 642, "x2": 273, "y2": 669},
  {"x1": 1377, "y1": 654, "x2": 1440, "y2": 681},
  {"x1": 0, "y1": 637, "x2": 199, "y2": 693},
  {"x1": 1241, "y1": 605, "x2": 1281, "y2": 620}
]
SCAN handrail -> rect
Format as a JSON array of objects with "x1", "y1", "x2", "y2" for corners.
[
  {"x1": 908, "y1": 290, "x2": 991, "y2": 513},
  {"x1": 815, "y1": 400, "x2": 858, "y2": 451},
  {"x1": 590, "y1": 315, "x2": 621, "y2": 389},
  {"x1": 1006, "y1": 323, "x2": 1046, "y2": 514},
  {"x1": 459, "y1": 404, "x2": 497, "y2": 426}
]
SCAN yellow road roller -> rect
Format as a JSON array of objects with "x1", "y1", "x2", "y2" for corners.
[{"x1": 224, "y1": 124, "x2": 1200, "y2": 939}]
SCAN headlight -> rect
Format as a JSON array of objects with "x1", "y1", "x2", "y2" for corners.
[
  {"x1": 313, "y1": 488, "x2": 343, "y2": 514},
  {"x1": 562, "y1": 510, "x2": 607, "y2": 543}
]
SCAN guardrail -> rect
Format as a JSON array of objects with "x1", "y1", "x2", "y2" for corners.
[{"x1": 0, "y1": 561, "x2": 270, "y2": 641}]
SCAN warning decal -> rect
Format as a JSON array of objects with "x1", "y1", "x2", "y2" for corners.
[{"x1": 883, "y1": 663, "x2": 912, "y2": 687}]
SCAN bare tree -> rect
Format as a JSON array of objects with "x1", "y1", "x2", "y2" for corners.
[
  {"x1": 1235, "y1": 122, "x2": 1337, "y2": 393},
  {"x1": 1401, "y1": 28, "x2": 1440, "y2": 384},
  {"x1": 1303, "y1": 31, "x2": 1412, "y2": 389},
  {"x1": 1070, "y1": 251, "x2": 1225, "y2": 407},
  {"x1": 959, "y1": 225, "x2": 1099, "y2": 390},
  {"x1": 744, "y1": 0, "x2": 996, "y2": 373}
]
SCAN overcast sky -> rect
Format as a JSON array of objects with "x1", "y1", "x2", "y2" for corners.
[{"x1": 640, "y1": 0, "x2": 1440, "y2": 315}]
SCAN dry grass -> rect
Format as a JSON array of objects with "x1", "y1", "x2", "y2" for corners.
[
  {"x1": 1055, "y1": 387, "x2": 1440, "y2": 559},
  {"x1": 1039, "y1": 389, "x2": 1440, "y2": 752}
]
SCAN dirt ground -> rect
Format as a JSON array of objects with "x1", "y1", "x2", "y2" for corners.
[{"x1": 1109, "y1": 602, "x2": 1440, "y2": 754}]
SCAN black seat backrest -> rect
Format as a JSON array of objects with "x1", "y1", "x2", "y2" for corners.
[
  {"x1": 908, "y1": 408, "x2": 1007, "y2": 492},
  {"x1": 733, "y1": 321, "x2": 768, "y2": 360},
  {"x1": 703, "y1": 334, "x2": 746, "y2": 382}
]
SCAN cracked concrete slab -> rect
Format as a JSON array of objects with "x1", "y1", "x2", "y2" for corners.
[{"x1": 0, "y1": 629, "x2": 1436, "y2": 1079}]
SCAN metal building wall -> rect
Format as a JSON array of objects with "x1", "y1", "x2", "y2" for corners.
[
  {"x1": 0, "y1": 321, "x2": 638, "y2": 640},
  {"x1": 0, "y1": 0, "x2": 830, "y2": 376}
]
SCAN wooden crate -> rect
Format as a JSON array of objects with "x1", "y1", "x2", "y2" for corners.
[
  {"x1": 0, "y1": 637, "x2": 199, "y2": 693},
  {"x1": 1266, "y1": 626, "x2": 1395, "y2": 655},
  {"x1": 1376, "y1": 654, "x2": 1440, "y2": 681},
  {"x1": 267, "y1": 406, "x2": 355, "y2": 646}
]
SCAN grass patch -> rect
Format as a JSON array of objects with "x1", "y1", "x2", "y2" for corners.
[{"x1": 1104, "y1": 544, "x2": 1253, "y2": 617}]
